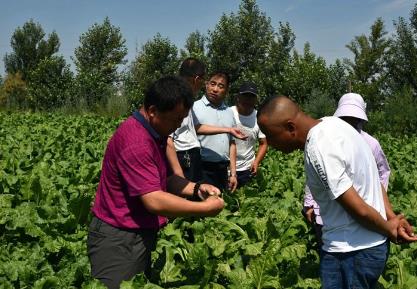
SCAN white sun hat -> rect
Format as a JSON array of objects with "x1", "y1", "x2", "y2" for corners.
[{"x1": 333, "y1": 93, "x2": 368, "y2": 121}]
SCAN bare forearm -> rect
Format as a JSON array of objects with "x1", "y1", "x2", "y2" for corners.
[
  {"x1": 167, "y1": 174, "x2": 194, "y2": 197},
  {"x1": 337, "y1": 186, "x2": 392, "y2": 237},
  {"x1": 381, "y1": 184, "x2": 396, "y2": 220},
  {"x1": 229, "y1": 142, "x2": 237, "y2": 175},
  {"x1": 351, "y1": 204, "x2": 392, "y2": 237},
  {"x1": 166, "y1": 138, "x2": 184, "y2": 177},
  {"x1": 195, "y1": 124, "x2": 231, "y2": 135},
  {"x1": 141, "y1": 191, "x2": 212, "y2": 217},
  {"x1": 254, "y1": 140, "x2": 268, "y2": 166}
]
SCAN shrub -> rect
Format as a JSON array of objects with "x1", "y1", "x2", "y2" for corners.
[{"x1": 0, "y1": 72, "x2": 29, "y2": 110}]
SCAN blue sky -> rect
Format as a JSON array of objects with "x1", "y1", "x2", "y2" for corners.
[{"x1": 0, "y1": 0, "x2": 415, "y2": 74}]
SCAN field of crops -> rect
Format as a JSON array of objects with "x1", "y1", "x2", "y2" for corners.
[{"x1": 1, "y1": 112, "x2": 417, "y2": 289}]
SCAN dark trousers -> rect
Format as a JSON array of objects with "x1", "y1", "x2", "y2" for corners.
[
  {"x1": 201, "y1": 161, "x2": 229, "y2": 190},
  {"x1": 87, "y1": 216, "x2": 157, "y2": 289},
  {"x1": 177, "y1": 147, "x2": 202, "y2": 182},
  {"x1": 236, "y1": 169, "x2": 253, "y2": 188}
]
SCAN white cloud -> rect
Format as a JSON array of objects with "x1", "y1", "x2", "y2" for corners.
[
  {"x1": 285, "y1": 5, "x2": 295, "y2": 13},
  {"x1": 380, "y1": 0, "x2": 410, "y2": 13}
]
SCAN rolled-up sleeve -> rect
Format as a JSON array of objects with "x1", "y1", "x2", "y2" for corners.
[{"x1": 373, "y1": 143, "x2": 390, "y2": 191}]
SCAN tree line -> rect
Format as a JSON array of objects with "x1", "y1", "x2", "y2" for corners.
[{"x1": 1, "y1": 0, "x2": 416, "y2": 134}]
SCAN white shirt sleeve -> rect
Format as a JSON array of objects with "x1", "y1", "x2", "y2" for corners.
[
  {"x1": 306, "y1": 136, "x2": 353, "y2": 200},
  {"x1": 258, "y1": 127, "x2": 266, "y2": 139},
  {"x1": 191, "y1": 107, "x2": 200, "y2": 126}
]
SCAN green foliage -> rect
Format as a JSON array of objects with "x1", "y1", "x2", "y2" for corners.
[
  {"x1": 380, "y1": 87, "x2": 417, "y2": 135},
  {"x1": 302, "y1": 89, "x2": 336, "y2": 119},
  {"x1": 180, "y1": 30, "x2": 208, "y2": 63},
  {"x1": 207, "y1": 0, "x2": 275, "y2": 95},
  {"x1": 327, "y1": 59, "x2": 350, "y2": 100},
  {"x1": 264, "y1": 21, "x2": 295, "y2": 97},
  {"x1": 0, "y1": 112, "x2": 120, "y2": 288},
  {"x1": 73, "y1": 17, "x2": 127, "y2": 107},
  {"x1": 387, "y1": 5, "x2": 417, "y2": 94},
  {"x1": 27, "y1": 56, "x2": 73, "y2": 110},
  {"x1": 1, "y1": 19, "x2": 73, "y2": 110},
  {"x1": 345, "y1": 18, "x2": 390, "y2": 110},
  {"x1": 298, "y1": 60, "x2": 348, "y2": 119},
  {"x1": 124, "y1": 33, "x2": 179, "y2": 108},
  {"x1": 73, "y1": 69, "x2": 116, "y2": 109},
  {"x1": 74, "y1": 17, "x2": 127, "y2": 81},
  {"x1": 283, "y1": 43, "x2": 330, "y2": 104},
  {"x1": 366, "y1": 87, "x2": 417, "y2": 136},
  {"x1": 4, "y1": 19, "x2": 60, "y2": 80},
  {"x1": 1, "y1": 112, "x2": 417, "y2": 288},
  {"x1": 2, "y1": 0, "x2": 417, "y2": 126},
  {"x1": 0, "y1": 72, "x2": 28, "y2": 109}
]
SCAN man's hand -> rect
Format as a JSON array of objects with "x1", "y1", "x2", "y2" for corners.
[
  {"x1": 250, "y1": 161, "x2": 259, "y2": 175},
  {"x1": 197, "y1": 183, "x2": 222, "y2": 200},
  {"x1": 303, "y1": 207, "x2": 315, "y2": 224},
  {"x1": 229, "y1": 127, "x2": 248, "y2": 140},
  {"x1": 228, "y1": 175, "x2": 238, "y2": 192},
  {"x1": 396, "y1": 217, "x2": 417, "y2": 243},
  {"x1": 386, "y1": 214, "x2": 404, "y2": 243},
  {"x1": 203, "y1": 196, "x2": 225, "y2": 216}
]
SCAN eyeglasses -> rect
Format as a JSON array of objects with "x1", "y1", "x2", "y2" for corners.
[{"x1": 194, "y1": 74, "x2": 206, "y2": 82}]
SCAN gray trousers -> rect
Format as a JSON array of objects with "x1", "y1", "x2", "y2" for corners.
[{"x1": 87, "y1": 216, "x2": 158, "y2": 289}]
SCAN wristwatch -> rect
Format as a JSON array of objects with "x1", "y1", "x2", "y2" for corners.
[{"x1": 193, "y1": 182, "x2": 201, "y2": 199}]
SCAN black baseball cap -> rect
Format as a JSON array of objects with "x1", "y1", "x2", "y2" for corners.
[{"x1": 239, "y1": 81, "x2": 258, "y2": 96}]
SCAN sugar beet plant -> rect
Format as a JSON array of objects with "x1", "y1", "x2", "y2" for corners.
[
  {"x1": 0, "y1": 112, "x2": 416, "y2": 288},
  {"x1": 0, "y1": 112, "x2": 118, "y2": 288}
]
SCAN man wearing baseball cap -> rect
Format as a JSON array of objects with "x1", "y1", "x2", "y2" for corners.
[{"x1": 231, "y1": 81, "x2": 268, "y2": 187}]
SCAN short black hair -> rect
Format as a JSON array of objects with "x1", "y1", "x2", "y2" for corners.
[
  {"x1": 208, "y1": 71, "x2": 231, "y2": 87},
  {"x1": 144, "y1": 76, "x2": 194, "y2": 112},
  {"x1": 179, "y1": 57, "x2": 206, "y2": 78}
]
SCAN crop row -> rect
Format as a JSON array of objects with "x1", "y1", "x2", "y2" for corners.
[{"x1": 0, "y1": 112, "x2": 416, "y2": 288}]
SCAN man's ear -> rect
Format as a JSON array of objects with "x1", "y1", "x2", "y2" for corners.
[
  {"x1": 286, "y1": 120, "x2": 296, "y2": 134},
  {"x1": 148, "y1": 105, "x2": 157, "y2": 117}
]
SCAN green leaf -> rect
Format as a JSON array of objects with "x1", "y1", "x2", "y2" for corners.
[
  {"x1": 160, "y1": 247, "x2": 185, "y2": 284},
  {"x1": 244, "y1": 242, "x2": 264, "y2": 256}
]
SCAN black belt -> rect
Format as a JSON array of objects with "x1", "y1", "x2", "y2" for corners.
[
  {"x1": 201, "y1": 161, "x2": 229, "y2": 170},
  {"x1": 177, "y1": 147, "x2": 200, "y2": 153},
  {"x1": 177, "y1": 147, "x2": 200, "y2": 154}
]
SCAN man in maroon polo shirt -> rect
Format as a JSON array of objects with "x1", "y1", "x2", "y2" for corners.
[{"x1": 87, "y1": 76, "x2": 224, "y2": 289}]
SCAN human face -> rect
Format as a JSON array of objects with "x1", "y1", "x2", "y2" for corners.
[
  {"x1": 148, "y1": 103, "x2": 189, "y2": 137},
  {"x1": 258, "y1": 116, "x2": 298, "y2": 154},
  {"x1": 340, "y1": 116, "x2": 363, "y2": 131},
  {"x1": 236, "y1": 93, "x2": 257, "y2": 116},
  {"x1": 205, "y1": 75, "x2": 228, "y2": 106}
]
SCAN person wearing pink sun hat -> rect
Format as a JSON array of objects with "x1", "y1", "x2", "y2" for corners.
[
  {"x1": 303, "y1": 93, "x2": 391, "y2": 243},
  {"x1": 334, "y1": 92, "x2": 368, "y2": 121},
  {"x1": 257, "y1": 95, "x2": 417, "y2": 289}
]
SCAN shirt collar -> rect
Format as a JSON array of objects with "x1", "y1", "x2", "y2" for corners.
[
  {"x1": 132, "y1": 110, "x2": 161, "y2": 140},
  {"x1": 202, "y1": 95, "x2": 227, "y2": 109}
]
